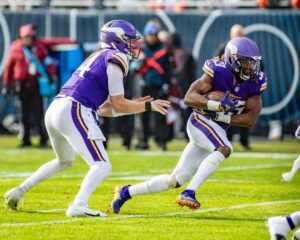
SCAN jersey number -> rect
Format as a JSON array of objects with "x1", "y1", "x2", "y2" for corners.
[
  {"x1": 77, "y1": 52, "x2": 101, "y2": 77},
  {"x1": 218, "y1": 100, "x2": 245, "y2": 116},
  {"x1": 213, "y1": 60, "x2": 226, "y2": 68}
]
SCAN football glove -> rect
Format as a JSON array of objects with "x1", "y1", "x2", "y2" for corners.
[{"x1": 220, "y1": 91, "x2": 238, "y2": 113}]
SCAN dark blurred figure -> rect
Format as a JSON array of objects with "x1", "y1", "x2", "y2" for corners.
[
  {"x1": 158, "y1": 30, "x2": 178, "y2": 140},
  {"x1": 215, "y1": 24, "x2": 251, "y2": 150},
  {"x1": 171, "y1": 33, "x2": 196, "y2": 139},
  {"x1": 134, "y1": 20, "x2": 173, "y2": 151},
  {"x1": 2, "y1": 24, "x2": 57, "y2": 147}
]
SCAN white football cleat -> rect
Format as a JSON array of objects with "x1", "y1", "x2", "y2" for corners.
[
  {"x1": 267, "y1": 216, "x2": 291, "y2": 240},
  {"x1": 66, "y1": 203, "x2": 107, "y2": 217},
  {"x1": 282, "y1": 172, "x2": 294, "y2": 182},
  {"x1": 4, "y1": 187, "x2": 23, "y2": 210}
]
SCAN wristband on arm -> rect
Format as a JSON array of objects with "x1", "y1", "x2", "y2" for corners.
[
  {"x1": 145, "y1": 102, "x2": 152, "y2": 112},
  {"x1": 207, "y1": 100, "x2": 221, "y2": 111}
]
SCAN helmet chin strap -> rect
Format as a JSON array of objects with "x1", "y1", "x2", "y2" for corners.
[
  {"x1": 126, "y1": 51, "x2": 133, "y2": 60},
  {"x1": 111, "y1": 42, "x2": 118, "y2": 51},
  {"x1": 240, "y1": 73, "x2": 250, "y2": 81}
]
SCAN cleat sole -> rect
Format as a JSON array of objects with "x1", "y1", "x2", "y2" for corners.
[{"x1": 176, "y1": 198, "x2": 200, "y2": 210}]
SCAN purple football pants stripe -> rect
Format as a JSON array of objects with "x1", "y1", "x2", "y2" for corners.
[
  {"x1": 71, "y1": 101, "x2": 103, "y2": 161},
  {"x1": 190, "y1": 113, "x2": 226, "y2": 149}
]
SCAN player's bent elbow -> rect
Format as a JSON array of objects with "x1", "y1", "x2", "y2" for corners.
[{"x1": 184, "y1": 95, "x2": 194, "y2": 107}]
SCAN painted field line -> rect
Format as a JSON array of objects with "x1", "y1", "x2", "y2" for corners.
[
  {"x1": 0, "y1": 149, "x2": 296, "y2": 159},
  {"x1": 219, "y1": 163, "x2": 291, "y2": 171},
  {"x1": 0, "y1": 176, "x2": 274, "y2": 184},
  {"x1": 109, "y1": 151, "x2": 297, "y2": 159},
  {"x1": 1, "y1": 199, "x2": 300, "y2": 227},
  {"x1": 37, "y1": 209, "x2": 66, "y2": 213},
  {"x1": 0, "y1": 162, "x2": 292, "y2": 180}
]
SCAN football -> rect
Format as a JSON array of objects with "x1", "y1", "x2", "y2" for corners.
[{"x1": 205, "y1": 91, "x2": 226, "y2": 101}]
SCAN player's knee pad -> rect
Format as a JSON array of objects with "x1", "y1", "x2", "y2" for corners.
[
  {"x1": 91, "y1": 161, "x2": 112, "y2": 178},
  {"x1": 217, "y1": 145, "x2": 232, "y2": 158},
  {"x1": 59, "y1": 160, "x2": 74, "y2": 170},
  {"x1": 166, "y1": 174, "x2": 181, "y2": 189},
  {"x1": 104, "y1": 161, "x2": 112, "y2": 177}
]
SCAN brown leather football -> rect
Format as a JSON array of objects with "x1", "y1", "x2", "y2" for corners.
[{"x1": 205, "y1": 91, "x2": 226, "y2": 101}]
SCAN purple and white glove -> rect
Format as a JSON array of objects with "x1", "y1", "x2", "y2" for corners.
[{"x1": 220, "y1": 91, "x2": 238, "y2": 113}]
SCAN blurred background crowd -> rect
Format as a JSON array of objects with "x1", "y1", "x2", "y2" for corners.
[
  {"x1": 1, "y1": 0, "x2": 300, "y2": 10},
  {"x1": 0, "y1": 0, "x2": 299, "y2": 150}
]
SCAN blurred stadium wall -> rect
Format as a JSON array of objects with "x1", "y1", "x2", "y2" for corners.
[{"x1": 0, "y1": 9, "x2": 299, "y2": 134}]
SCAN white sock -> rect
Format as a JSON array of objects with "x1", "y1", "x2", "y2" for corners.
[
  {"x1": 187, "y1": 151, "x2": 225, "y2": 191},
  {"x1": 74, "y1": 162, "x2": 111, "y2": 206},
  {"x1": 290, "y1": 155, "x2": 300, "y2": 174},
  {"x1": 129, "y1": 174, "x2": 170, "y2": 197},
  {"x1": 19, "y1": 159, "x2": 73, "y2": 195},
  {"x1": 290, "y1": 211, "x2": 300, "y2": 227}
]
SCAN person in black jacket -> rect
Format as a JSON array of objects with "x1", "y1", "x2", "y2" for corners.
[{"x1": 134, "y1": 20, "x2": 173, "y2": 151}]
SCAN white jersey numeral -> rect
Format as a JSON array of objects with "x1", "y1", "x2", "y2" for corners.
[
  {"x1": 213, "y1": 60, "x2": 226, "y2": 68},
  {"x1": 258, "y1": 72, "x2": 264, "y2": 81},
  {"x1": 218, "y1": 100, "x2": 245, "y2": 116},
  {"x1": 77, "y1": 52, "x2": 101, "y2": 77}
]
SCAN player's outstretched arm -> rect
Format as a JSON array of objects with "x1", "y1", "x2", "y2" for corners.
[
  {"x1": 98, "y1": 95, "x2": 170, "y2": 117},
  {"x1": 230, "y1": 95, "x2": 262, "y2": 128}
]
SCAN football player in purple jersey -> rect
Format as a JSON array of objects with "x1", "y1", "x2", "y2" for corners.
[
  {"x1": 111, "y1": 37, "x2": 267, "y2": 213},
  {"x1": 4, "y1": 20, "x2": 170, "y2": 217}
]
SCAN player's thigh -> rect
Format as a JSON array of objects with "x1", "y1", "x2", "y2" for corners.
[
  {"x1": 172, "y1": 142, "x2": 210, "y2": 185},
  {"x1": 49, "y1": 99, "x2": 110, "y2": 166},
  {"x1": 187, "y1": 115, "x2": 233, "y2": 153},
  {"x1": 49, "y1": 129, "x2": 76, "y2": 161},
  {"x1": 62, "y1": 111, "x2": 109, "y2": 166},
  {"x1": 45, "y1": 101, "x2": 76, "y2": 162}
]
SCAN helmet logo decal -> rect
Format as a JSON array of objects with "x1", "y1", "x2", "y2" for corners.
[{"x1": 227, "y1": 42, "x2": 238, "y2": 59}]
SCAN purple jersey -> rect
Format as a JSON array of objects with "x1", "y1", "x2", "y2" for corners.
[
  {"x1": 201, "y1": 58, "x2": 267, "y2": 129},
  {"x1": 60, "y1": 49, "x2": 129, "y2": 111}
]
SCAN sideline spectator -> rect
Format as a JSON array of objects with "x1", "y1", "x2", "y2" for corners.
[
  {"x1": 2, "y1": 24, "x2": 57, "y2": 147},
  {"x1": 134, "y1": 20, "x2": 173, "y2": 151},
  {"x1": 171, "y1": 33, "x2": 196, "y2": 139}
]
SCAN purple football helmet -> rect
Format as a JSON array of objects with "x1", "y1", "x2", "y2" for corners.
[
  {"x1": 100, "y1": 19, "x2": 141, "y2": 59},
  {"x1": 224, "y1": 37, "x2": 261, "y2": 81}
]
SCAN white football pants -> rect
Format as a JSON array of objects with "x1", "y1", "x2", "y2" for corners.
[
  {"x1": 19, "y1": 97, "x2": 111, "y2": 205},
  {"x1": 172, "y1": 112, "x2": 232, "y2": 185}
]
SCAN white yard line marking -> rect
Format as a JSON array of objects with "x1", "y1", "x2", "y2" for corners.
[
  {"x1": 37, "y1": 209, "x2": 66, "y2": 213},
  {"x1": 0, "y1": 150, "x2": 296, "y2": 159},
  {"x1": 219, "y1": 163, "x2": 292, "y2": 171},
  {"x1": 0, "y1": 162, "x2": 292, "y2": 180},
  {"x1": 1, "y1": 199, "x2": 300, "y2": 227},
  {"x1": 109, "y1": 151, "x2": 297, "y2": 159}
]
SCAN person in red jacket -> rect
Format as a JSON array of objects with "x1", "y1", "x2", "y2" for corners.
[{"x1": 2, "y1": 24, "x2": 57, "y2": 147}]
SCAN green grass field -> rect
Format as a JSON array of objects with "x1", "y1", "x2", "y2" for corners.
[{"x1": 0, "y1": 136, "x2": 300, "y2": 240}]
